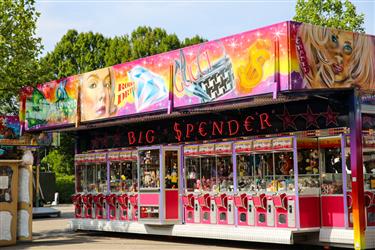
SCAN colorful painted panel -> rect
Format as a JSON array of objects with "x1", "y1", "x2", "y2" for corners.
[
  {"x1": 23, "y1": 76, "x2": 78, "y2": 130},
  {"x1": 173, "y1": 22, "x2": 289, "y2": 108},
  {"x1": 80, "y1": 58, "x2": 171, "y2": 122},
  {"x1": 80, "y1": 67, "x2": 115, "y2": 122},
  {"x1": 0, "y1": 117, "x2": 20, "y2": 140},
  {"x1": 290, "y1": 21, "x2": 375, "y2": 90},
  {"x1": 0, "y1": 116, "x2": 20, "y2": 159},
  {"x1": 111, "y1": 56, "x2": 170, "y2": 118}
]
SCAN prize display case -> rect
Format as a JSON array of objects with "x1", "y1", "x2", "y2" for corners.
[
  {"x1": 184, "y1": 146, "x2": 200, "y2": 193},
  {"x1": 109, "y1": 151, "x2": 137, "y2": 193},
  {"x1": 319, "y1": 136, "x2": 346, "y2": 228},
  {"x1": 139, "y1": 148, "x2": 160, "y2": 221},
  {"x1": 108, "y1": 150, "x2": 138, "y2": 221},
  {"x1": 138, "y1": 146, "x2": 181, "y2": 224},
  {"x1": 75, "y1": 153, "x2": 107, "y2": 194},
  {"x1": 232, "y1": 137, "x2": 321, "y2": 229},
  {"x1": 235, "y1": 141, "x2": 255, "y2": 193},
  {"x1": 182, "y1": 143, "x2": 235, "y2": 224}
]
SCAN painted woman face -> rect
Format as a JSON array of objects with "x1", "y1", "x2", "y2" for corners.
[
  {"x1": 81, "y1": 68, "x2": 111, "y2": 121},
  {"x1": 326, "y1": 30, "x2": 354, "y2": 84}
]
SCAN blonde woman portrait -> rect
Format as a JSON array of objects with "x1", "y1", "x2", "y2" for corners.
[
  {"x1": 296, "y1": 23, "x2": 375, "y2": 89},
  {"x1": 80, "y1": 67, "x2": 116, "y2": 121}
]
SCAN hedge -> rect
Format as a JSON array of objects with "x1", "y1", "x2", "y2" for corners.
[{"x1": 56, "y1": 175, "x2": 75, "y2": 204}]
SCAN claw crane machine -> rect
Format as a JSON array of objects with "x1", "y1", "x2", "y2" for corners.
[{"x1": 138, "y1": 146, "x2": 181, "y2": 224}]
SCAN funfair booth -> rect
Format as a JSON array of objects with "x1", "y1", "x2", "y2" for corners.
[{"x1": 20, "y1": 21, "x2": 375, "y2": 249}]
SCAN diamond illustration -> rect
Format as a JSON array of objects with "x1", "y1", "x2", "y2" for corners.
[{"x1": 128, "y1": 66, "x2": 168, "y2": 112}]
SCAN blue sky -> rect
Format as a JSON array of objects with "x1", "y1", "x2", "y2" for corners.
[{"x1": 35, "y1": 0, "x2": 375, "y2": 54}]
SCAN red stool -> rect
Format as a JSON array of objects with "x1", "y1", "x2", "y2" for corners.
[
  {"x1": 215, "y1": 193, "x2": 228, "y2": 224},
  {"x1": 182, "y1": 194, "x2": 195, "y2": 223},
  {"x1": 118, "y1": 194, "x2": 129, "y2": 221},
  {"x1": 106, "y1": 194, "x2": 117, "y2": 220},
  {"x1": 252, "y1": 193, "x2": 267, "y2": 226},
  {"x1": 94, "y1": 193, "x2": 105, "y2": 219},
  {"x1": 129, "y1": 194, "x2": 138, "y2": 221},
  {"x1": 234, "y1": 193, "x2": 248, "y2": 225},
  {"x1": 198, "y1": 193, "x2": 211, "y2": 224},
  {"x1": 71, "y1": 194, "x2": 82, "y2": 218},
  {"x1": 365, "y1": 191, "x2": 375, "y2": 226},
  {"x1": 273, "y1": 193, "x2": 288, "y2": 227},
  {"x1": 82, "y1": 194, "x2": 93, "y2": 219}
]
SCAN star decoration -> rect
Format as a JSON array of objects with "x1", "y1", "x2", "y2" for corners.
[
  {"x1": 276, "y1": 106, "x2": 298, "y2": 130},
  {"x1": 113, "y1": 130, "x2": 122, "y2": 146},
  {"x1": 362, "y1": 115, "x2": 373, "y2": 128},
  {"x1": 301, "y1": 105, "x2": 320, "y2": 129},
  {"x1": 91, "y1": 138, "x2": 100, "y2": 149},
  {"x1": 322, "y1": 106, "x2": 339, "y2": 126}
]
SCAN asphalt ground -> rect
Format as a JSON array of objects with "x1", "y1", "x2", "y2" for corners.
[{"x1": 2, "y1": 205, "x2": 343, "y2": 250}]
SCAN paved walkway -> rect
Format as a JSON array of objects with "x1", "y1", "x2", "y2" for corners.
[{"x1": 3, "y1": 205, "x2": 327, "y2": 250}]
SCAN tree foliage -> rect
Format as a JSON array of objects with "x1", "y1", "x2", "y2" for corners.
[
  {"x1": 39, "y1": 30, "x2": 109, "y2": 81},
  {"x1": 130, "y1": 26, "x2": 181, "y2": 59},
  {"x1": 41, "y1": 149, "x2": 73, "y2": 175},
  {"x1": 0, "y1": 0, "x2": 42, "y2": 115},
  {"x1": 182, "y1": 35, "x2": 207, "y2": 47},
  {"x1": 38, "y1": 26, "x2": 206, "y2": 81},
  {"x1": 293, "y1": 0, "x2": 365, "y2": 32},
  {"x1": 104, "y1": 35, "x2": 132, "y2": 67}
]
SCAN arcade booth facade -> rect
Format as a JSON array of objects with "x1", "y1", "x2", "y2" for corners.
[{"x1": 20, "y1": 21, "x2": 375, "y2": 249}]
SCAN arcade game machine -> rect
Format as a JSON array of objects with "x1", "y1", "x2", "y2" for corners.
[
  {"x1": 183, "y1": 145, "x2": 200, "y2": 223},
  {"x1": 138, "y1": 146, "x2": 181, "y2": 224},
  {"x1": 74, "y1": 152, "x2": 107, "y2": 219},
  {"x1": 196, "y1": 144, "x2": 215, "y2": 224},
  {"x1": 251, "y1": 138, "x2": 274, "y2": 227},
  {"x1": 213, "y1": 143, "x2": 234, "y2": 225},
  {"x1": 234, "y1": 140, "x2": 256, "y2": 226}
]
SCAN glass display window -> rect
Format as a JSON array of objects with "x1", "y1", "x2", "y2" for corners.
[
  {"x1": 319, "y1": 137, "x2": 343, "y2": 195},
  {"x1": 110, "y1": 156, "x2": 137, "y2": 193},
  {"x1": 185, "y1": 156, "x2": 200, "y2": 192},
  {"x1": 139, "y1": 149, "x2": 160, "y2": 189},
  {"x1": 274, "y1": 151, "x2": 295, "y2": 192},
  {"x1": 165, "y1": 150, "x2": 179, "y2": 189},
  {"x1": 216, "y1": 154, "x2": 233, "y2": 192},
  {"x1": 236, "y1": 154, "x2": 255, "y2": 192},
  {"x1": 76, "y1": 164, "x2": 85, "y2": 193},
  {"x1": 362, "y1": 135, "x2": 375, "y2": 190},
  {"x1": 297, "y1": 138, "x2": 320, "y2": 195},
  {"x1": 96, "y1": 162, "x2": 108, "y2": 193},
  {"x1": 253, "y1": 152, "x2": 274, "y2": 192},
  {"x1": 215, "y1": 143, "x2": 233, "y2": 192},
  {"x1": 235, "y1": 141, "x2": 255, "y2": 192},
  {"x1": 184, "y1": 146, "x2": 200, "y2": 192},
  {"x1": 200, "y1": 155, "x2": 216, "y2": 192},
  {"x1": 76, "y1": 155, "x2": 107, "y2": 193}
]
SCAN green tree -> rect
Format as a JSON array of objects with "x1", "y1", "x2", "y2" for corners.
[
  {"x1": 293, "y1": 0, "x2": 365, "y2": 32},
  {"x1": 0, "y1": 0, "x2": 42, "y2": 115},
  {"x1": 38, "y1": 30, "x2": 109, "y2": 81},
  {"x1": 41, "y1": 149, "x2": 73, "y2": 175},
  {"x1": 104, "y1": 35, "x2": 132, "y2": 66},
  {"x1": 130, "y1": 26, "x2": 181, "y2": 59},
  {"x1": 182, "y1": 35, "x2": 207, "y2": 47}
]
